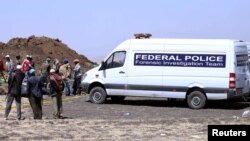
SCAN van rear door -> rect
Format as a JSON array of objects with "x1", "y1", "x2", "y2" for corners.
[{"x1": 234, "y1": 44, "x2": 249, "y2": 95}]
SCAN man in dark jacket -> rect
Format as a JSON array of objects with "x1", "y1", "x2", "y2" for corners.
[
  {"x1": 4, "y1": 65, "x2": 25, "y2": 120},
  {"x1": 49, "y1": 69, "x2": 65, "y2": 119},
  {"x1": 27, "y1": 69, "x2": 43, "y2": 119},
  {"x1": 73, "y1": 59, "x2": 82, "y2": 95}
]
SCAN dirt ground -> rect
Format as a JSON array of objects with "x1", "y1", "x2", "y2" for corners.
[{"x1": 0, "y1": 94, "x2": 250, "y2": 141}]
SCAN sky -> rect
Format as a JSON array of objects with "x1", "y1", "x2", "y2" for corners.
[{"x1": 1, "y1": 0, "x2": 250, "y2": 62}]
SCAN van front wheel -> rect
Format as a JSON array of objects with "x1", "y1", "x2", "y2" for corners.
[
  {"x1": 90, "y1": 87, "x2": 107, "y2": 104},
  {"x1": 187, "y1": 91, "x2": 206, "y2": 109}
]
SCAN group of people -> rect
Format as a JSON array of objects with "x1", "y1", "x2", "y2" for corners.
[{"x1": 0, "y1": 54, "x2": 83, "y2": 120}]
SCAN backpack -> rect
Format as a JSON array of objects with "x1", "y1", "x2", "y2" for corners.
[{"x1": 50, "y1": 73, "x2": 64, "y2": 92}]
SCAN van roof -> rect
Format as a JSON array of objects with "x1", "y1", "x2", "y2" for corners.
[
  {"x1": 115, "y1": 38, "x2": 245, "y2": 50},
  {"x1": 130, "y1": 38, "x2": 243, "y2": 44}
]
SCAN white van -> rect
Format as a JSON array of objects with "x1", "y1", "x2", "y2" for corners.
[{"x1": 81, "y1": 39, "x2": 249, "y2": 109}]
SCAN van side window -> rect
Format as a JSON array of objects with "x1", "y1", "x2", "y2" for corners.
[{"x1": 106, "y1": 51, "x2": 126, "y2": 69}]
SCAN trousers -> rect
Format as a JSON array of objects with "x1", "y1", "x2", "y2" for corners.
[
  {"x1": 29, "y1": 94, "x2": 42, "y2": 119},
  {"x1": 4, "y1": 94, "x2": 21, "y2": 119},
  {"x1": 52, "y1": 93, "x2": 63, "y2": 118}
]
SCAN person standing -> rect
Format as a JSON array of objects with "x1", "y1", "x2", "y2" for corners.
[
  {"x1": 49, "y1": 69, "x2": 64, "y2": 119},
  {"x1": 27, "y1": 69, "x2": 43, "y2": 120},
  {"x1": 5, "y1": 55, "x2": 15, "y2": 83},
  {"x1": 21, "y1": 55, "x2": 31, "y2": 74},
  {"x1": 0, "y1": 59, "x2": 6, "y2": 83},
  {"x1": 40, "y1": 57, "x2": 51, "y2": 86},
  {"x1": 16, "y1": 55, "x2": 22, "y2": 66},
  {"x1": 29, "y1": 56, "x2": 35, "y2": 68},
  {"x1": 4, "y1": 65, "x2": 25, "y2": 120},
  {"x1": 59, "y1": 58, "x2": 71, "y2": 96},
  {"x1": 73, "y1": 59, "x2": 83, "y2": 95},
  {"x1": 52, "y1": 58, "x2": 60, "y2": 71}
]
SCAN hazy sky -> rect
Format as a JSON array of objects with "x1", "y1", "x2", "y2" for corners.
[{"x1": 1, "y1": 0, "x2": 250, "y2": 61}]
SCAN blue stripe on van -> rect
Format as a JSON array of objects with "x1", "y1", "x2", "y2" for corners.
[{"x1": 105, "y1": 84, "x2": 228, "y2": 93}]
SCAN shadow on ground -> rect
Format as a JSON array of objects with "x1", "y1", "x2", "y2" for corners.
[{"x1": 105, "y1": 98, "x2": 250, "y2": 110}]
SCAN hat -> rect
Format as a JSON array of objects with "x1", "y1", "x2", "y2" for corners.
[
  {"x1": 73, "y1": 59, "x2": 79, "y2": 63},
  {"x1": 16, "y1": 65, "x2": 22, "y2": 70},
  {"x1": 5, "y1": 55, "x2": 10, "y2": 58},
  {"x1": 28, "y1": 69, "x2": 35, "y2": 75},
  {"x1": 46, "y1": 57, "x2": 51, "y2": 61},
  {"x1": 50, "y1": 69, "x2": 55, "y2": 73},
  {"x1": 26, "y1": 55, "x2": 30, "y2": 58}
]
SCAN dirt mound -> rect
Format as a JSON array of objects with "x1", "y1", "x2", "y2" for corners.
[{"x1": 0, "y1": 35, "x2": 93, "y2": 71}]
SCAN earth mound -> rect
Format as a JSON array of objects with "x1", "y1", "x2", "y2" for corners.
[{"x1": 0, "y1": 35, "x2": 94, "y2": 71}]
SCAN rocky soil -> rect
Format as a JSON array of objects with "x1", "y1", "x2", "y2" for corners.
[{"x1": 0, "y1": 92, "x2": 249, "y2": 141}]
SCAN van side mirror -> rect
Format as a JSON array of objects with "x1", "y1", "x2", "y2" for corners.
[{"x1": 99, "y1": 61, "x2": 106, "y2": 70}]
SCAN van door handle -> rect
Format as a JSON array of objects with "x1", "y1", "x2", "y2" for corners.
[{"x1": 119, "y1": 71, "x2": 125, "y2": 74}]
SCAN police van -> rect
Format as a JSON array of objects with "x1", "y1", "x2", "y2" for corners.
[{"x1": 81, "y1": 38, "x2": 249, "y2": 109}]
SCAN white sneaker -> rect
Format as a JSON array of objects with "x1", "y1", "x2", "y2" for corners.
[{"x1": 4, "y1": 118, "x2": 8, "y2": 120}]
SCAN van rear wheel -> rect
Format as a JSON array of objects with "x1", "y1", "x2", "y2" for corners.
[
  {"x1": 187, "y1": 91, "x2": 206, "y2": 109},
  {"x1": 90, "y1": 87, "x2": 107, "y2": 104},
  {"x1": 111, "y1": 96, "x2": 125, "y2": 103}
]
